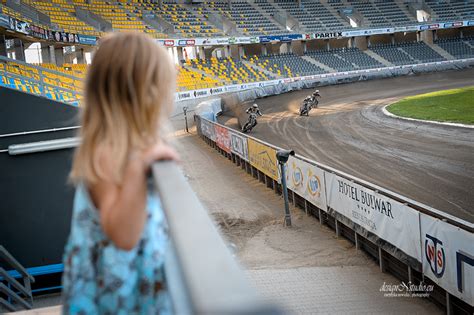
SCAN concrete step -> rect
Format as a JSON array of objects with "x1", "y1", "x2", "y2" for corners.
[
  {"x1": 334, "y1": 53, "x2": 359, "y2": 69},
  {"x1": 428, "y1": 43, "x2": 456, "y2": 60},
  {"x1": 394, "y1": 1, "x2": 417, "y2": 22},
  {"x1": 241, "y1": 60, "x2": 282, "y2": 79},
  {"x1": 182, "y1": 4, "x2": 225, "y2": 36},
  {"x1": 397, "y1": 47, "x2": 419, "y2": 63},
  {"x1": 464, "y1": 40, "x2": 474, "y2": 49},
  {"x1": 364, "y1": 50, "x2": 394, "y2": 67},
  {"x1": 301, "y1": 56, "x2": 336, "y2": 73},
  {"x1": 321, "y1": 1, "x2": 352, "y2": 28},
  {"x1": 248, "y1": 1, "x2": 287, "y2": 32}
]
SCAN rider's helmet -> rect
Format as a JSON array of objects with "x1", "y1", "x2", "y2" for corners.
[
  {"x1": 252, "y1": 103, "x2": 259, "y2": 108},
  {"x1": 313, "y1": 90, "x2": 319, "y2": 96}
]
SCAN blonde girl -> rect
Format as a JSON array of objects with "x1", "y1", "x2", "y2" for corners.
[{"x1": 62, "y1": 32, "x2": 178, "y2": 314}]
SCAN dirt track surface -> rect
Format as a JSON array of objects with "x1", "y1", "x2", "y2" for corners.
[{"x1": 219, "y1": 69, "x2": 474, "y2": 223}]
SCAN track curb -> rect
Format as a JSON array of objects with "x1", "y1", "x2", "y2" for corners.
[{"x1": 382, "y1": 104, "x2": 474, "y2": 129}]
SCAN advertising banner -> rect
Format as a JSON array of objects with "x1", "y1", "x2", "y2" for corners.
[
  {"x1": 209, "y1": 87, "x2": 225, "y2": 95},
  {"x1": 247, "y1": 138, "x2": 279, "y2": 181},
  {"x1": 176, "y1": 91, "x2": 194, "y2": 101},
  {"x1": 215, "y1": 124, "x2": 231, "y2": 153},
  {"x1": 285, "y1": 156, "x2": 327, "y2": 211},
  {"x1": 228, "y1": 36, "x2": 259, "y2": 44},
  {"x1": 0, "y1": 13, "x2": 9, "y2": 28},
  {"x1": 325, "y1": 172, "x2": 421, "y2": 261},
  {"x1": 443, "y1": 22, "x2": 463, "y2": 28},
  {"x1": 420, "y1": 214, "x2": 474, "y2": 305},
  {"x1": 259, "y1": 34, "x2": 303, "y2": 43},
  {"x1": 201, "y1": 119, "x2": 216, "y2": 141},
  {"x1": 313, "y1": 32, "x2": 344, "y2": 39},
  {"x1": 230, "y1": 131, "x2": 249, "y2": 161},
  {"x1": 50, "y1": 31, "x2": 78, "y2": 43},
  {"x1": 178, "y1": 39, "x2": 196, "y2": 46},
  {"x1": 9, "y1": 17, "x2": 29, "y2": 34},
  {"x1": 78, "y1": 34, "x2": 97, "y2": 45},
  {"x1": 5, "y1": 16, "x2": 94, "y2": 45},
  {"x1": 29, "y1": 24, "x2": 48, "y2": 39},
  {"x1": 193, "y1": 89, "x2": 210, "y2": 98}
]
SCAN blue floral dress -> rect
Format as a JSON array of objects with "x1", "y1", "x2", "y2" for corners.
[{"x1": 62, "y1": 181, "x2": 171, "y2": 314}]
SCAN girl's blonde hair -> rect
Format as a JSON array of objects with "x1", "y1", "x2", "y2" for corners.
[{"x1": 70, "y1": 32, "x2": 176, "y2": 184}]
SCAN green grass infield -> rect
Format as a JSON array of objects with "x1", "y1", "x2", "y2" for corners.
[{"x1": 387, "y1": 86, "x2": 474, "y2": 125}]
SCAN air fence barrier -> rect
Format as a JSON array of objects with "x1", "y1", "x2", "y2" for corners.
[{"x1": 195, "y1": 115, "x2": 474, "y2": 315}]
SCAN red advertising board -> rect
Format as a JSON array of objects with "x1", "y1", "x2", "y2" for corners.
[{"x1": 215, "y1": 124, "x2": 231, "y2": 153}]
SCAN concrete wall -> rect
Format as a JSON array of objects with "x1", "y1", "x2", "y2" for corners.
[
  {"x1": 306, "y1": 39, "x2": 327, "y2": 51},
  {"x1": 394, "y1": 32, "x2": 417, "y2": 43},
  {"x1": 368, "y1": 34, "x2": 392, "y2": 45},
  {"x1": 435, "y1": 28, "x2": 461, "y2": 39},
  {"x1": 329, "y1": 38, "x2": 349, "y2": 49}
]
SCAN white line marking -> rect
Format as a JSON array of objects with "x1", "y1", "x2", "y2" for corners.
[{"x1": 382, "y1": 104, "x2": 474, "y2": 129}]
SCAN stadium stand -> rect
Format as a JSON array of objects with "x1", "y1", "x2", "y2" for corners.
[
  {"x1": 186, "y1": 56, "x2": 273, "y2": 84},
  {"x1": 126, "y1": 1, "x2": 223, "y2": 37},
  {"x1": 3, "y1": 35, "x2": 474, "y2": 103},
  {"x1": 399, "y1": 41, "x2": 445, "y2": 63},
  {"x1": 251, "y1": 52, "x2": 326, "y2": 77},
  {"x1": 435, "y1": 37, "x2": 474, "y2": 59},
  {"x1": 296, "y1": 0, "x2": 350, "y2": 31},
  {"x1": 210, "y1": 0, "x2": 286, "y2": 35},
  {"x1": 2, "y1": 0, "x2": 474, "y2": 104},
  {"x1": 371, "y1": 41, "x2": 446, "y2": 65},
  {"x1": 253, "y1": 0, "x2": 280, "y2": 17},
  {"x1": 71, "y1": 0, "x2": 160, "y2": 37},
  {"x1": 425, "y1": 0, "x2": 474, "y2": 21},
  {"x1": 0, "y1": 3, "x2": 59, "y2": 35},
  {"x1": 271, "y1": 0, "x2": 349, "y2": 32},
  {"x1": 305, "y1": 49, "x2": 354, "y2": 72},
  {"x1": 370, "y1": 43, "x2": 418, "y2": 65},
  {"x1": 23, "y1": 0, "x2": 101, "y2": 36},
  {"x1": 0, "y1": 57, "x2": 83, "y2": 103},
  {"x1": 336, "y1": 48, "x2": 385, "y2": 70},
  {"x1": 177, "y1": 66, "x2": 222, "y2": 91},
  {"x1": 0, "y1": 71, "x2": 79, "y2": 104},
  {"x1": 346, "y1": 0, "x2": 417, "y2": 27}
]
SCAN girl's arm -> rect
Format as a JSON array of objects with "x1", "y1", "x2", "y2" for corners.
[{"x1": 90, "y1": 143, "x2": 179, "y2": 251}]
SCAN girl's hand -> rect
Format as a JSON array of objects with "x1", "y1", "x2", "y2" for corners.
[{"x1": 140, "y1": 142, "x2": 180, "y2": 171}]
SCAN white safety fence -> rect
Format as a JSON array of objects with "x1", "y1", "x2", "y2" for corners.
[{"x1": 196, "y1": 115, "x2": 474, "y2": 312}]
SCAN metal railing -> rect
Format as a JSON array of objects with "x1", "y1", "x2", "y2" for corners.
[
  {"x1": 0, "y1": 246, "x2": 35, "y2": 312},
  {"x1": 152, "y1": 162, "x2": 281, "y2": 314},
  {"x1": 2, "y1": 138, "x2": 281, "y2": 313}
]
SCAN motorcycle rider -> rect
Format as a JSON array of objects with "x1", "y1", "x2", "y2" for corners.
[
  {"x1": 304, "y1": 90, "x2": 320, "y2": 104},
  {"x1": 302, "y1": 90, "x2": 320, "y2": 114},
  {"x1": 243, "y1": 103, "x2": 263, "y2": 131}
]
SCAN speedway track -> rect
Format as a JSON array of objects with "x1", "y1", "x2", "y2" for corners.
[{"x1": 218, "y1": 68, "x2": 474, "y2": 223}]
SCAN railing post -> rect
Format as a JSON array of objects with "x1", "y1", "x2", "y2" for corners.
[
  {"x1": 446, "y1": 292, "x2": 453, "y2": 315},
  {"x1": 355, "y1": 232, "x2": 360, "y2": 250},
  {"x1": 378, "y1": 247, "x2": 385, "y2": 272}
]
